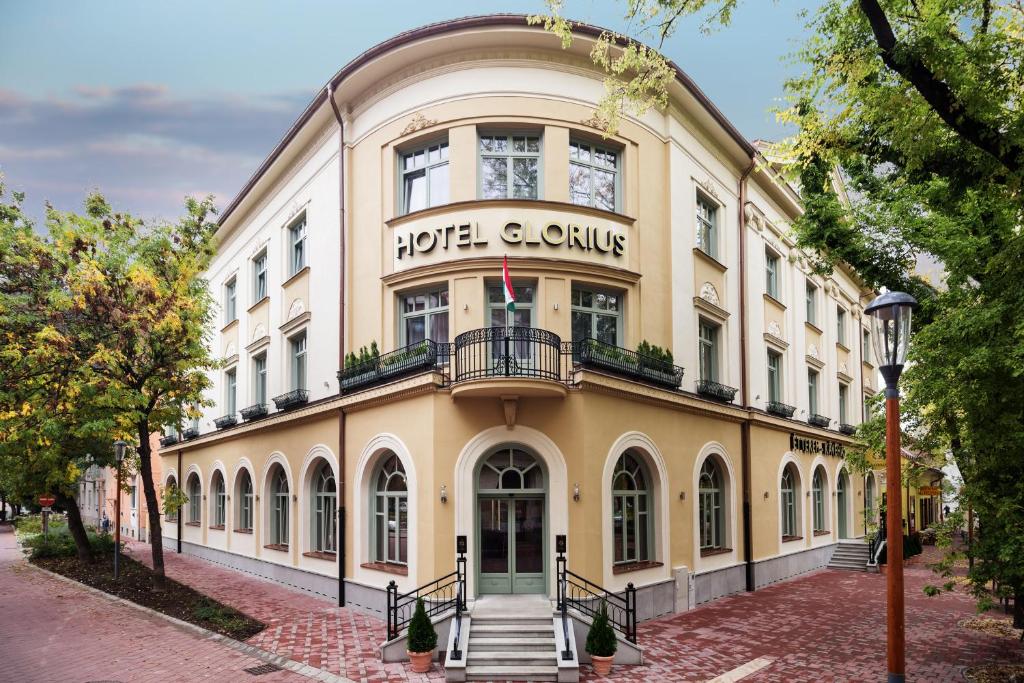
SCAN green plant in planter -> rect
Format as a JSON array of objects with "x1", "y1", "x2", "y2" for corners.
[
  {"x1": 636, "y1": 340, "x2": 674, "y2": 372},
  {"x1": 585, "y1": 600, "x2": 618, "y2": 658},
  {"x1": 407, "y1": 597, "x2": 437, "y2": 654}
]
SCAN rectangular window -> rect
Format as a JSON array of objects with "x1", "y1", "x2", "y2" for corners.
[
  {"x1": 253, "y1": 250, "x2": 267, "y2": 302},
  {"x1": 224, "y1": 278, "x2": 237, "y2": 323},
  {"x1": 806, "y1": 282, "x2": 817, "y2": 325},
  {"x1": 698, "y1": 320, "x2": 719, "y2": 382},
  {"x1": 767, "y1": 350, "x2": 782, "y2": 403},
  {"x1": 290, "y1": 332, "x2": 307, "y2": 392},
  {"x1": 837, "y1": 307, "x2": 847, "y2": 346},
  {"x1": 863, "y1": 329, "x2": 871, "y2": 363},
  {"x1": 487, "y1": 282, "x2": 535, "y2": 329},
  {"x1": 225, "y1": 368, "x2": 237, "y2": 415},
  {"x1": 696, "y1": 195, "x2": 717, "y2": 258},
  {"x1": 569, "y1": 140, "x2": 617, "y2": 211},
  {"x1": 400, "y1": 141, "x2": 449, "y2": 214},
  {"x1": 479, "y1": 133, "x2": 540, "y2": 200},
  {"x1": 253, "y1": 353, "x2": 267, "y2": 405},
  {"x1": 765, "y1": 249, "x2": 780, "y2": 299},
  {"x1": 571, "y1": 286, "x2": 621, "y2": 346},
  {"x1": 808, "y1": 368, "x2": 819, "y2": 415},
  {"x1": 288, "y1": 215, "x2": 307, "y2": 276},
  {"x1": 400, "y1": 287, "x2": 449, "y2": 345},
  {"x1": 839, "y1": 383, "x2": 849, "y2": 424}
]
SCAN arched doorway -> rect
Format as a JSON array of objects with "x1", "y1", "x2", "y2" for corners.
[
  {"x1": 837, "y1": 470, "x2": 850, "y2": 539},
  {"x1": 476, "y1": 447, "x2": 546, "y2": 594}
]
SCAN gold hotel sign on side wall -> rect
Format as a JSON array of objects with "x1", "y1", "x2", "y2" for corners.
[{"x1": 392, "y1": 209, "x2": 628, "y2": 271}]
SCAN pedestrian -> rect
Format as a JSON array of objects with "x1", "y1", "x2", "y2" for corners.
[{"x1": 101, "y1": 513, "x2": 109, "y2": 534}]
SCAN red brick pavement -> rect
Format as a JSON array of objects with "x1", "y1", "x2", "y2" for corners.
[{"x1": 0, "y1": 523, "x2": 307, "y2": 683}]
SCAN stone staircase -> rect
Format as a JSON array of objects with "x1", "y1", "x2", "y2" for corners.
[
  {"x1": 464, "y1": 595, "x2": 562, "y2": 682},
  {"x1": 828, "y1": 540, "x2": 871, "y2": 571}
]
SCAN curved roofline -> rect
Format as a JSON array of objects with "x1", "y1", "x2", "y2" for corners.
[{"x1": 218, "y1": 13, "x2": 756, "y2": 226}]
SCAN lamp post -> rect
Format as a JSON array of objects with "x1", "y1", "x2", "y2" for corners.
[
  {"x1": 113, "y1": 440, "x2": 127, "y2": 580},
  {"x1": 865, "y1": 290, "x2": 917, "y2": 683}
]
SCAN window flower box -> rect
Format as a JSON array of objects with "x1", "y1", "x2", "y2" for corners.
[
  {"x1": 839, "y1": 423, "x2": 857, "y2": 436},
  {"x1": 182, "y1": 427, "x2": 199, "y2": 440},
  {"x1": 809, "y1": 413, "x2": 831, "y2": 429},
  {"x1": 272, "y1": 389, "x2": 309, "y2": 411},
  {"x1": 339, "y1": 340, "x2": 438, "y2": 392},
  {"x1": 214, "y1": 414, "x2": 237, "y2": 429},
  {"x1": 159, "y1": 434, "x2": 179, "y2": 448},
  {"x1": 766, "y1": 401, "x2": 796, "y2": 418},
  {"x1": 576, "y1": 339, "x2": 684, "y2": 390},
  {"x1": 696, "y1": 379, "x2": 739, "y2": 403},
  {"x1": 240, "y1": 404, "x2": 268, "y2": 422}
]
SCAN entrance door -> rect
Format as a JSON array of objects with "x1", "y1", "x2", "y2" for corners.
[
  {"x1": 837, "y1": 472, "x2": 849, "y2": 539},
  {"x1": 476, "y1": 447, "x2": 546, "y2": 595}
]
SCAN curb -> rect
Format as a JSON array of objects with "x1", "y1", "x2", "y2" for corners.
[{"x1": 27, "y1": 561, "x2": 356, "y2": 683}]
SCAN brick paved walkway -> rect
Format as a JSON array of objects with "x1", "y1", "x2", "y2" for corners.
[{"x1": 0, "y1": 523, "x2": 307, "y2": 683}]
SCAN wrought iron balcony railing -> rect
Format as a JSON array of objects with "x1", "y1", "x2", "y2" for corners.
[
  {"x1": 572, "y1": 338, "x2": 684, "y2": 389},
  {"x1": 240, "y1": 403, "x2": 268, "y2": 421},
  {"x1": 809, "y1": 413, "x2": 831, "y2": 428},
  {"x1": 182, "y1": 427, "x2": 199, "y2": 440},
  {"x1": 272, "y1": 389, "x2": 309, "y2": 411},
  {"x1": 766, "y1": 401, "x2": 796, "y2": 418},
  {"x1": 696, "y1": 379, "x2": 739, "y2": 403},
  {"x1": 339, "y1": 339, "x2": 441, "y2": 393},
  {"x1": 453, "y1": 327, "x2": 562, "y2": 382},
  {"x1": 214, "y1": 414, "x2": 237, "y2": 429},
  {"x1": 159, "y1": 434, "x2": 179, "y2": 447},
  {"x1": 839, "y1": 423, "x2": 857, "y2": 435}
]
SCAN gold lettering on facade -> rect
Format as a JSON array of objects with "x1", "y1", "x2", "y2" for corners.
[{"x1": 395, "y1": 219, "x2": 626, "y2": 260}]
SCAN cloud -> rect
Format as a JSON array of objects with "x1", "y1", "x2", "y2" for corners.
[{"x1": 0, "y1": 83, "x2": 311, "y2": 225}]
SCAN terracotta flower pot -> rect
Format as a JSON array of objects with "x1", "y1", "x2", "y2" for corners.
[
  {"x1": 591, "y1": 654, "x2": 614, "y2": 677},
  {"x1": 408, "y1": 650, "x2": 432, "y2": 673}
]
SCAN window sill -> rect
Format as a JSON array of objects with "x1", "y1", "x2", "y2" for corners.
[
  {"x1": 805, "y1": 321, "x2": 823, "y2": 335},
  {"x1": 836, "y1": 342, "x2": 850, "y2": 353},
  {"x1": 700, "y1": 547, "x2": 733, "y2": 558},
  {"x1": 281, "y1": 266, "x2": 310, "y2": 289},
  {"x1": 361, "y1": 561, "x2": 409, "y2": 576},
  {"x1": 209, "y1": 524, "x2": 225, "y2": 531},
  {"x1": 384, "y1": 198, "x2": 637, "y2": 228},
  {"x1": 763, "y1": 292, "x2": 786, "y2": 310},
  {"x1": 185, "y1": 521, "x2": 200, "y2": 527},
  {"x1": 234, "y1": 528, "x2": 253, "y2": 534},
  {"x1": 612, "y1": 560, "x2": 663, "y2": 575},
  {"x1": 247, "y1": 296, "x2": 269, "y2": 314},
  {"x1": 304, "y1": 551, "x2": 337, "y2": 561},
  {"x1": 692, "y1": 247, "x2": 728, "y2": 273},
  {"x1": 220, "y1": 318, "x2": 239, "y2": 334},
  {"x1": 813, "y1": 530, "x2": 830, "y2": 537},
  {"x1": 781, "y1": 535, "x2": 803, "y2": 543},
  {"x1": 264, "y1": 543, "x2": 289, "y2": 552}
]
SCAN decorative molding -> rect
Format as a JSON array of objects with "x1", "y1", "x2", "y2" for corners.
[
  {"x1": 693, "y1": 296, "x2": 730, "y2": 321},
  {"x1": 767, "y1": 321, "x2": 782, "y2": 338},
  {"x1": 246, "y1": 335, "x2": 271, "y2": 354},
  {"x1": 838, "y1": 361, "x2": 848, "y2": 375},
  {"x1": 807, "y1": 344, "x2": 820, "y2": 359},
  {"x1": 699, "y1": 282, "x2": 721, "y2": 307},
  {"x1": 401, "y1": 112, "x2": 438, "y2": 136},
  {"x1": 287, "y1": 298, "x2": 306, "y2": 320},
  {"x1": 279, "y1": 311, "x2": 311, "y2": 336},
  {"x1": 806, "y1": 354, "x2": 826, "y2": 370},
  {"x1": 763, "y1": 332, "x2": 789, "y2": 350},
  {"x1": 222, "y1": 353, "x2": 239, "y2": 368},
  {"x1": 252, "y1": 324, "x2": 266, "y2": 342},
  {"x1": 224, "y1": 341, "x2": 236, "y2": 358}
]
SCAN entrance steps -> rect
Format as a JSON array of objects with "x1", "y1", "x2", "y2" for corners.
[
  {"x1": 456, "y1": 595, "x2": 572, "y2": 682},
  {"x1": 828, "y1": 540, "x2": 871, "y2": 571}
]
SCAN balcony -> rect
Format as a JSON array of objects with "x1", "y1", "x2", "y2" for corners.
[
  {"x1": 450, "y1": 327, "x2": 566, "y2": 399},
  {"x1": 214, "y1": 414, "x2": 237, "y2": 430},
  {"x1": 272, "y1": 389, "x2": 309, "y2": 411},
  {"x1": 159, "y1": 434, "x2": 179, "y2": 448},
  {"x1": 574, "y1": 338, "x2": 684, "y2": 390},
  {"x1": 182, "y1": 427, "x2": 199, "y2": 440},
  {"x1": 339, "y1": 339, "x2": 441, "y2": 393},
  {"x1": 808, "y1": 413, "x2": 831, "y2": 429},
  {"x1": 839, "y1": 423, "x2": 857, "y2": 436},
  {"x1": 766, "y1": 401, "x2": 796, "y2": 418},
  {"x1": 240, "y1": 404, "x2": 268, "y2": 422},
  {"x1": 695, "y1": 379, "x2": 738, "y2": 403}
]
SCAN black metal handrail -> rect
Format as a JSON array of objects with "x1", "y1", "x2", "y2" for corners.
[
  {"x1": 386, "y1": 558, "x2": 465, "y2": 642},
  {"x1": 572, "y1": 338, "x2": 684, "y2": 390},
  {"x1": 809, "y1": 413, "x2": 831, "y2": 428},
  {"x1": 696, "y1": 379, "x2": 739, "y2": 402},
  {"x1": 453, "y1": 327, "x2": 563, "y2": 382},
  {"x1": 240, "y1": 403, "x2": 268, "y2": 421},
  {"x1": 556, "y1": 554, "x2": 637, "y2": 643},
  {"x1": 272, "y1": 389, "x2": 309, "y2": 410},
  {"x1": 339, "y1": 340, "x2": 440, "y2": 393},
  {"x1": 766, "y1": 401, "x2": 796, "y2": 418}
]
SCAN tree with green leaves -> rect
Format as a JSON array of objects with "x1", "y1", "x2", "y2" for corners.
[{"x1": 533, "y1": 0, "x2": 1024, "y2": 625}]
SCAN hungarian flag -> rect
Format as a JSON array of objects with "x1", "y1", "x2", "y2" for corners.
[{"x1": 502, "y1": 255, "x2": 516, "y2": 316}]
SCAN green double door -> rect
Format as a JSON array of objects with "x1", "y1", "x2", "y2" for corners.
[{"x1": 477, "y1": 495, "x2": 546, "y2": 594}]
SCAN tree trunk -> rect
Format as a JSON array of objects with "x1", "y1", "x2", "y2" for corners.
[
  {"x1": 1014, "y1": 587, "x2": 1024, "y2": 631},
  {"x1": 137, "y1": 418, "x2": 166, "y2": 590},
  {"x1": 58, "y1": 491, "x2": 93, "y2": 563}
]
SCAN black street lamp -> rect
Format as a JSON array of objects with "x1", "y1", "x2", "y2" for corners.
[
  {"x1": 865, "y1": 290, "x2": 917, "y2": 683},
  {"x1": 113, "y1": 439, "x2": 127, "y2": 580}
]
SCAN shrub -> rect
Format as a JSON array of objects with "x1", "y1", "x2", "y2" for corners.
[
  {"x1": 21, "y1": 528, "x2": 116, "y2": 560},
  {"x1": 585, "y1": 600, "x2": 618, "y2": 658},
  {"x1": 191, "y1": 597, "x2": 251, "y2": 633},
  {"x1": 877, "y1": 534, "x2": 923, "y2": 565},
  {"x1": 406, "y1": 598, "x2": 437, "y2": 654}
]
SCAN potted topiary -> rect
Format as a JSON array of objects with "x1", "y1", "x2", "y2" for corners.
[
  {"x1": 406, "y1": 597, "x2": 437, "y2": 673},
  {"x1": 585, "y1": 600, "x2": 618, "y2": 676}
]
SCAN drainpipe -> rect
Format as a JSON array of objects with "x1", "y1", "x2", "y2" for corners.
[
  {"x1": 738, "y1": 157, "x2": 756, "y2": 593},
  {"x1": 328, "y1": 82, "x2": 348, "y2": 607},
  {"x1": 177, "y1": 449, "x2": 183, "y2": 553}
]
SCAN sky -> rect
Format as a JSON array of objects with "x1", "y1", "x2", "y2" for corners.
[{"x1": 0, "y1": 0, "x2": 822, "y2": 225}]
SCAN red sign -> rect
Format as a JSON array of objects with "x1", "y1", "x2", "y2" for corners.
[{"x1": 38, "y1": 495, "x2": 56, "y2": 507}]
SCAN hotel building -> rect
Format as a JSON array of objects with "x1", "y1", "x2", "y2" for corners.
[{"x1": 159, "y1": 14, "x2": 882, "y2": 641}]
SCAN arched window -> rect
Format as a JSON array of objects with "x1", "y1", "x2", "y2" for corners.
[
  {"x1": 187, "y1": 473, "x2": 201, "y2": 524},
  {"x1": 781, "y1": 465, "x2": 798, "y2": 538},
  {"x1": 478, "y1": 448, "x2": 543, "y2": 491},
  {"x1": 164, "y1": 476, "x2": 178, "y2": 522},
  {"x1": 812, "y1": 466, "x2": 827, "y2": 532},
  {"x1": 699, "y1": 458, "x2": 724, "y2": 551},
  {"x1": 211, "y1": 471, "x2": 226, "y2": 527},
  {"x1": 612, "y1": 451, "x2": 651, "y2": 564},
  {"x1": 237, "y1": 470, "x2": 253, "y2": 532},
  {"x1": 373, "y1": 453, "x2": 407, "y2": 565},
  {"x1": 312, "y1": 462, "x2": 336, "y2": 553},
  {"x1": 270, "y1": 468, "x2": 290, "y2": 546}
]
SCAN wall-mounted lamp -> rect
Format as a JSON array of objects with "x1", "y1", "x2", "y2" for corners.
[
  {"x1": 553, "y1": 303, "x2": 560, "y2": 311},
  {"x1": 763, "y1": 491, "x2": 770, "y2": 500},
  {"x1": 806, "y1": 491, "x2": 811, "y2": 498},
  {"x1": 679, "y1": 491, "x2": 686, "y2": 501},
  {"x1": 255, "y1": 495, "x2": 260, "y2": 502},
  {"x1": 463, "y1": 303, "x2": 469, "y2": 311},
  {"x1": 573, "y1": 483, "x2": 580, "y2": 502},
  {"x1": 292, "y1": 494, "x2": 298, "y2": 502},
  {"x1": 440, "y1": 484, "x2": 448, "y2": 504}
]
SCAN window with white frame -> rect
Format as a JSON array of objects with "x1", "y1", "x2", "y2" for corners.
[
  {"x1": 373, "y1": 453, "x2": 408, "y2": 565},
  {"x1": 781, "y1": 465, "x2": 798, "y2": 537},
  {"x1": 224, "y1": 278, "x2": 237, "y2": 324},
  {"x1": 765, "y1": 248, "x2": 780, "y2": 299},
  {"x1": 400, "y1": 140, "x2": 449, "y2": 215},
  {"x1": 479, "y1": 133, "x2": 540, "y2": 200},
  {"x1": 839, "y1": 382, "x2": 849, "y2": 424},
  {"x1": 237, "y1": 470, "x2": 253, "y2": 531},
  {"x1": 288, "y1": 214, "x2": 307, "y2": 277},
  {"x1": 211, "y1": 471, "x2": 226, "y2": 527},
  {"x1": 253, "y1": 250, "x2": 267, "y2": 302},
  {"x1": 808, "y1": 368, "x2": 820, "y2": 415},
  {"x1": 696, "y1": 194, "x2": 718, "y2": 258},
  {"x1": 837, "y1": 306, "x2": 847, "y2": 346},
  {"x1": 863, "y1": 329, "x2": 871, "y2": 363},
  {"x1": 290, "y1": 332, "x2": 307, "y2": 392},
  {"x1": 225, "y1": 368, "x2": 237, "y2": 416},
  {"x1": 806, "y1": 281, "x2": 817, "y2": 325},
  {"x1": 312, "y1": 461, "x2": 336, "y2": 553},
  {"x1": 270, "y1": 467, "x2": 289, "y2": 546},
  {"x1": 569, "y1": 139, "x2": 617, "y2": 211},
  {"x1": 698, "y1": 319, "x2": 720, "y2": 382},
  {"x1": 812, "y1": 466, "x2": 827, "y2": 532},
  {"x1": 767, "y1": 349, "x2": 782, "y2": 404},
  {"x1": 400, "y1": 287, "x2": 449, "y2": 345},
  {"x1": 699, "y1": 458, "x2": 725, "y2": 551},
  {"x1": 253, "y1": 353, "x2": 267, "y2": 406},
  {"x1": 611, "y1": 451, "x2": 651, "y2": 564},
  {"x1": 187, "y1": 473, "x2": 201, "y2": 524},
  {"x1": 571, "y1": 286, "x2": 621, "y2": 345},
  {"x1": 487, "y1": 282, "x2": 534, "y2": 328}
]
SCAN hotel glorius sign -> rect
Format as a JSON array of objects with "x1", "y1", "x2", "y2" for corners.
[
  {"x1": 790, "y1": 433, "x2": 846, "y2": 457},
  {"x1": 395, "y1": 219, "x2": 627, "y2": 261}
]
